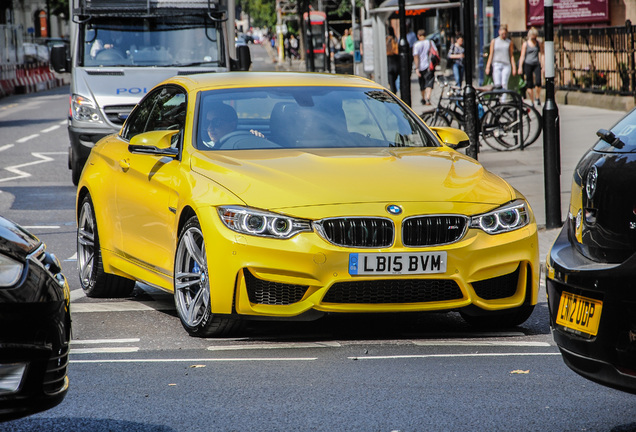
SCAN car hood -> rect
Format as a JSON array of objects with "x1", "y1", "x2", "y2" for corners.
[
  {"x1": 191, "y1": 147, "x2": 514, "y2": 211},
  {"x1": 0, "y1": 216, "x2": 40, "y2": 261}
]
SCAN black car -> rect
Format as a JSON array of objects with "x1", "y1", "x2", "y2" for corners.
[
  {"x1": 0, "y1": 216, "x2": 71, "y2": 421},
  {"x1": 547, "y1": 108, "x2": 636, "y2": 394}
]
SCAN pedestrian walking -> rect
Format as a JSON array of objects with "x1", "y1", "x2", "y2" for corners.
[
  {"x1": 485, "y1": 24, "x2": 516, "y2": 95},
  {"x1": 518, "y1": 27, "x2": 544, "y2": 106},
  {"x1": 448, "y1": 33, "x2": 465, "y2": 87},
  {"x1": 412, "y1": 29, "x2": 437, "y2": 105},
  {"x1": 386, "y1": 26, "x2": 400, "y2": 93}
]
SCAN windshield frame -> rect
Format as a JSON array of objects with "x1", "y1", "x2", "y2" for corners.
[
  {"x1": 194, "y1": 86, "x2": 440, "y2": 151},
  {"x1": 78, "y1": 15, "x2": 224, "y2": 68}
]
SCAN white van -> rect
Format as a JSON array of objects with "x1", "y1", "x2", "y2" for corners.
[{"x1": 51, "y1": 0, "x2": 250, "y2": 184}]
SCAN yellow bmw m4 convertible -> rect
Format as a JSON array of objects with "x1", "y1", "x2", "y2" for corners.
[{"x1": 76, "y1": 72, "x2": 539, "y2": 337}]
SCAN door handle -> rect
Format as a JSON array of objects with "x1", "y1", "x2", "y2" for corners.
[{"x1": 119, "y1": 158, "x2": 130, "y2": 172}]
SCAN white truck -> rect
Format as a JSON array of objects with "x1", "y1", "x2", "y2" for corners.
[{"x1": 51, "y1": 0, "x2": 250, "y2": 184}]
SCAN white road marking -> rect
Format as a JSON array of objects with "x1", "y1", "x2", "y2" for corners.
[
  {"x1": 72, "y1": 347, "x2": 140, "y2": 354},
  {"x1": 16, "y1": 134, "x2": 39, "y2": 143},
  {"x1": 70, "y1": 289, "x2": 86, "y2": 301},
  {"x1": 41, "y1": 125, "x2": 61, "y2": 133},
  {"x1": 65, "y1": 253, "x2": 77, "y2": 262},
  {"x1": 412, "y1": 340, "x2": 550, "y2": 347},
  {"x1": 207, "y1": 342, "x2": 341, "y2": 351},
  {"x1": 0, "y1": 151, "x2": 66, "y2": 182},
  {"x1": 349, "y1": 352, "x2": 561, "y2": 360},
  {"x1": 70, "y1": 357, "x2": 318, "y2": 363},
  {"x1": 71, "y1": 338, "x2": 141, "y2": 345},
  {"x1": 0, "y1": 144, "x2": 14, "y2": 152},
  {"x1": 71, "y1": 301, "x2": 175, "y2": 312}
]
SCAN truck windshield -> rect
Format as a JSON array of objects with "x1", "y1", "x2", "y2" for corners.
[{"x1": 81, "y1": 16, "x2": 223, "y2": 67}]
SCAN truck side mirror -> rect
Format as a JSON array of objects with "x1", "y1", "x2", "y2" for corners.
[
  {"x1": 50, "y1": 45, "x2": 70, "y2": 73},
  {"x1": 237, "y1": 45, "x2": 251, "y2": 71}
]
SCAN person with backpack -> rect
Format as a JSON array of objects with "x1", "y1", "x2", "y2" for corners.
[{"x1": 412, "y1": 29, "x2": 438, "y2": 105}]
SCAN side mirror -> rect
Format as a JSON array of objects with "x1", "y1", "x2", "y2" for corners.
[
  {"x1": 50, "y1": 45, "x2": 70, "y2": 73},
  {"x1": 430, "y1": 126, "x2": 470, "y2": 150},
  {"x1": 128, "y1": 130, "x2": 180, "y2": 157},
  {"x1": 236, "y1": 45, "x2": 252, "y2": 71}
]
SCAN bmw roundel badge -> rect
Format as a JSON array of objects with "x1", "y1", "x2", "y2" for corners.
[{"x1": 386, "y1": 204, "x2": 402, "y2": 215}]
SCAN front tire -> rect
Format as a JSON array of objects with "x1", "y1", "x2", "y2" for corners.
[
  {"x1": 174, "y1": 217, "x2": 239, "y2": 337},
  {"x1": 77, "y1": 195, "x2": 136, "y2": 297}
]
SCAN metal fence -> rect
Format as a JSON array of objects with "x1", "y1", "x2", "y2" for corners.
[{"x1": 510, "y1": 21, "x2": 636, "y2": 99}]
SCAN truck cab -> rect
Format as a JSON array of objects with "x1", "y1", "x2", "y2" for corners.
[{"x1": 51, "y1": 0, "x2": 250, "y2": 185}]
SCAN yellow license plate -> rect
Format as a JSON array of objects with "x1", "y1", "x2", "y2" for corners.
[{"x1": 556, "y1": 291, "x2": 603, "y2": 336}]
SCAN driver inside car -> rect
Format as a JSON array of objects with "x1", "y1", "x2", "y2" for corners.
[{"x1": 201, "y1": 103, "x2": 263, "y2": 149}]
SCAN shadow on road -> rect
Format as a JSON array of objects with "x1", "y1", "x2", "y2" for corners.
[{"x1": 4, "y1": 417, "x2": 177, "y2": 432}]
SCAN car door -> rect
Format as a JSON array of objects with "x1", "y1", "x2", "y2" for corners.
[{"x1": 116, "y1": 85, "x2": 187, "y2": 286}]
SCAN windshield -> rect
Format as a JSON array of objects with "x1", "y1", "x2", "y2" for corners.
[
  {"x1": 80, "y1": 16, "x2": 223, "y2": 67},
  {"x1": 196, "y1": 86, "x2": 437, "y2": 150}
]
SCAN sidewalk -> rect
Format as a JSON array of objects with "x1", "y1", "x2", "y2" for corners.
[
  {"x1": 263, "y1": 45, "x2": 627, "y2": 265},
  {"x1": 409, "y1": 73, "x2": 626, "y2": 264}
]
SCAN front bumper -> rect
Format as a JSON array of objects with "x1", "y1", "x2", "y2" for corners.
[
  {"x1": 68, "y1": 124, "x2": 116, "y2": 169},
  {"x1": 199, "y1": 206, "x2": 540, "y2": 319},
  {"x1": 547, "y1": 224, "x2": 636, "y2": 394},
  {"x1": 0, "y1": 257, "x2": 71, "y2": 420}
]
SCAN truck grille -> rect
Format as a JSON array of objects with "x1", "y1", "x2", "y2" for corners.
[
  {"x1": 323, "y1": 279, "x2": 463, "y2": 304},
  {"x1": 103, "y1": 104, "x2": 135, "y2": 126},
  {"x1": 403, "y1": 215, "x2": 468, "y2": 246},
  {"x1": 316, "y1": 218, "x2": 394, "y2": 248}
]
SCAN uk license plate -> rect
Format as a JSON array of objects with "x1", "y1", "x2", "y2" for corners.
[
  {"x1": 556, "y1": 291, "x2": 603, "y2": 336},
  {"x1": 348, "y1": 252, "x2": 447, "y2": 276}
]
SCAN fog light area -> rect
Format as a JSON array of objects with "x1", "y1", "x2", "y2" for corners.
[{"x1": 0, "y1": 363, "x2": 26, "y2": 394}]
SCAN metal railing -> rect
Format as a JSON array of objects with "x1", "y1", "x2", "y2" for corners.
[{"x1": 510, "y1": 20, "x2": 636, "y2": 99}]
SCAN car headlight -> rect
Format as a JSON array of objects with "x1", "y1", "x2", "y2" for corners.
[
  {"x1": 218, "y1": 206, "x2": 312, "y2": 239},
  {"x1": 71, "y1": 94, "x2": 104, "y2": 123},
  {"x1": 0, "y1": 254, "x2": 23, "y2": 287},
  {"x1": 470, "y1": 200, "x2": 530, "y2": 234}
]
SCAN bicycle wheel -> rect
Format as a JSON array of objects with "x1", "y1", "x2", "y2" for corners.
[
  {"x1": 521, "y1": 102, "x2": 542, "y2": 147},
  {"x1": 421, "y1": 109, "x2": 451, "y2": 127},
  {"x1": 480, "y1": 104, "x2": 530, "y2": 151}
]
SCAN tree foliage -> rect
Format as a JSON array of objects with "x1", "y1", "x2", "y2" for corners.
[{"x1": 238, "y1": 0, "x2": 277, "y2": 29}]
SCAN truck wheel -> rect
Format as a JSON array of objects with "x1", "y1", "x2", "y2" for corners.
[
  {"x1": 77, "y1": 194, "x2": 136, "y2": 298},
  {"x1": 70, "y1": 155, "x2": 82, "y2": 186}
]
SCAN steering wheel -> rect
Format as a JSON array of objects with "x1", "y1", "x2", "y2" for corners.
[{"x1": 215, "y1": 130, "x2": 260, "y2": 149}]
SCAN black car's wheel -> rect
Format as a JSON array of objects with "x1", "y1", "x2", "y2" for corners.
[
  {"x1": 460, "y1": 305, "x2": 535, "y2": 328},
  {"x1": 174, "y1": 217, "x2": 240, "y2": 337},
  {"x1": 77, "y1": 195, "x2": 136, "y2": 297}
]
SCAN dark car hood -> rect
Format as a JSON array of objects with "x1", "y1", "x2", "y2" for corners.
[
  {"x1": 573, "y1": 149, "x2": 636, "y2": 262},
  {"x1": 0, "y1": 216, "x2": 40, "y2": 260}
]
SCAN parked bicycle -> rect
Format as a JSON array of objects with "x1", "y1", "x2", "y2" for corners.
[{"x1": 421, "y1": 76, "x2": 542, "y2": 151}]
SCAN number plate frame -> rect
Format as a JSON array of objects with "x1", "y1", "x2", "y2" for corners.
[
  {"x1": 556, "y1": 291, "x2": 603, "y2": 336},
  {"x1": 348, "y1": 252, "x2": 447, "y2": 276}
]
